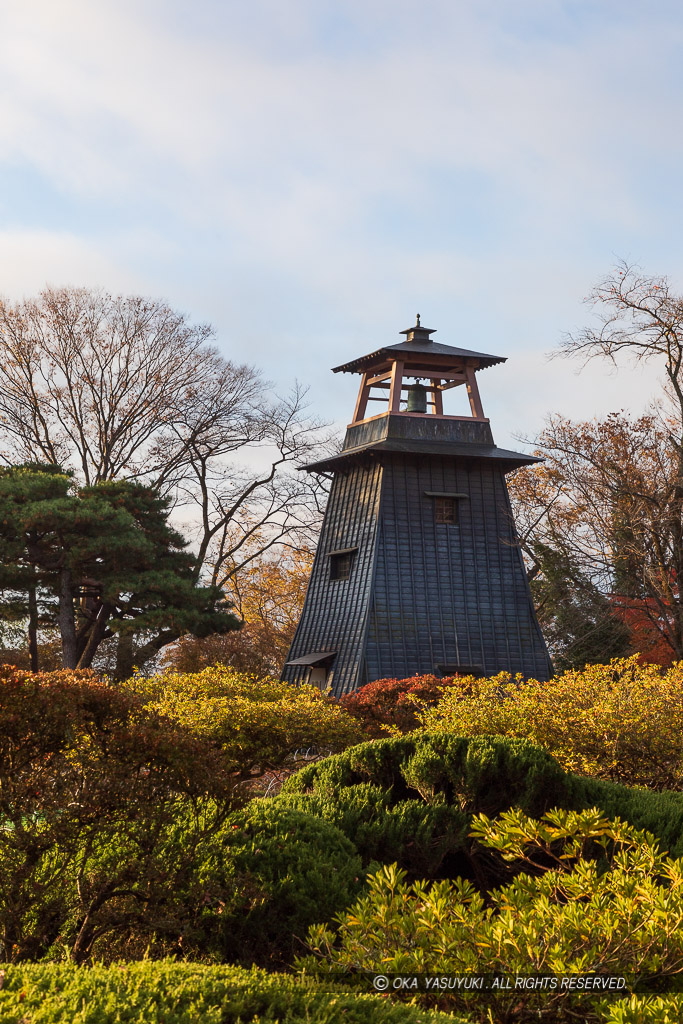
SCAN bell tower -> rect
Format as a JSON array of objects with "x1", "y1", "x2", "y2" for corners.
[{"x1": 282, "y1": 318, "x2": 552, "y2": 695}]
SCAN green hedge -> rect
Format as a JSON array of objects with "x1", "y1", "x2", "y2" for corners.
[
  {"x1": 277, "y1": 733, "x2": 683, "y2": 874},
  {"x1": 192, "y1": 802, "x2": 364, "y2": 967},
  {"x1": 0, "y1": 961, "x2": 466, "y2": 1023},
  {"x1": 575, "y1": 775, "x2": 683, "y2": 858},
  {"x1": 276, "y1": 734, "x2": 572, "y2": 881},
  {"x1": 282, "y1": 734, "x2": 571, "y2": 815}
]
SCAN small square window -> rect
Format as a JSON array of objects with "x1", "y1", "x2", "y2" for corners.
[
  {"x1": 330, "y1": 552, "x2": 353, "y2": 580},
  {"x1": 434, "y1": 497, "x2": 457, "y2": 525}
]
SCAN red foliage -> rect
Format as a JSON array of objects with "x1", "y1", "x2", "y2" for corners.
[
  {"x1": 610, "y1": 597, "x2": 677, "y2": 667},
  {"x1": 339, "y1": 674, "x2": 473, "y2": 737},
  {"x1": 0, "y1": 664, "x2": 230, "y2": 801}
]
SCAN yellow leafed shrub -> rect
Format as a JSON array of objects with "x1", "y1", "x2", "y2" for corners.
[
  {"x1": 418, "y1": 657, "x2": 683, "y2": 789},
  {"x1": 126, "y1": 666, "x2": 364, "y2": 779},
  {"x1": 301, "y1": 808, "x2": 683, "y2": 1022}
]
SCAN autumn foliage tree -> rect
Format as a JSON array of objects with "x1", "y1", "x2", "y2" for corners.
[
  {"x1": 509, "y1": 409, "x2": 682, "y2": 666},
  {"x1": 0, "y1": 665, "x2": 233, "y2": 963},
  {"x1": 507, "y1": 262, "x2": 683, "y2": 667},
  {"x1": 165, "y1": 546, "x2": 314, "y2": 676},
  {"x1": 0, "y1": 287, "x2": 328, "y2": 671},
  {"x1": 550, "y1": 262, "x2": 683, "y2": 662}
]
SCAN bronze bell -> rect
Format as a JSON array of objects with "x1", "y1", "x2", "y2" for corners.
[{"x1": 405, "y1": 382, "x2": 428, "y2": 414}]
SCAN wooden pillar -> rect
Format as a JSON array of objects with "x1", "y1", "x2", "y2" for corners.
[
  {"x1": 465, "y1": 365, "x2": 485, "y2": 419},
  {"x1": 352, "y1": 372, "x2": 371, "y2": 423},
  {"x1": 388, "y1": 360, "x2": 404, "y2": 413},
  {"x1": 432, "y1": 382, "x2": 444, "y2": 416}
]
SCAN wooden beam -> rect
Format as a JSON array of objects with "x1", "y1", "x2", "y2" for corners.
[
  {"x1": 351, "y1": 371, "x2": 372, "y2": 423},
  {"x1": 366, "y1": 370, "x2": 392, "y2": 387},
  {"x1": 388, "y1": 359, "x2": 404, "y2": 413},
  {"x1": 396, "y1": 364, "x2": 466, "y2": 376},
  {"x1": 437, "y1": 377, "x2": 467, "y2": 391},
  {"x1": 465, "y1": 364, "x2": 485, "y2": 419}
]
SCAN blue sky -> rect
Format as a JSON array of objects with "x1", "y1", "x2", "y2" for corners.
[{"x1": 1, "y1": 0, "x2": 682, "y2": 447}]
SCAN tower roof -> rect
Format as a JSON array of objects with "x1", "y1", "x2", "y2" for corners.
[
  {"x1": 303, "y1": 439, "x2": 540, "y2": 474},
  {"x1": 332, "y1": 318, "x2": 506, "y2": 374}
]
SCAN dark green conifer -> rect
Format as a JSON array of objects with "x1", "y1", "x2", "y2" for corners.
[{"x1": 0, "y1": 464, "x2": 239, "y2": 673}]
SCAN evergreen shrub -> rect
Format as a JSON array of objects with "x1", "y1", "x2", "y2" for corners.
[
  {"x1": 278, "y1": 734, "x2": 572, "y2": 883},
  {"x1": 277, "y1": 784, "x2": 468, "y2": 878},
  {"x1": 191, "y1": 802, "x2": 364, "y2": 967},
  {"x1": 280, "y1": 732, "x2": 683, "y2": 879},
  {"x1": 301, "y1": 809, "x2": 683, "y2": 1023},
  {"x1": 0, "y1": 961, "x2": 465, "y2": 1023},
  {"x1": 282, "y1": 733, "x2": 571, "y2": 816}
]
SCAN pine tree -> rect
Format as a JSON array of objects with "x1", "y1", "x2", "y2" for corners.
[{"x1": 0, "y1": 465, "x2": 240, "y2": 674}]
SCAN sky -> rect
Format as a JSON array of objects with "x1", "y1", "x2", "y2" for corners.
[{"x1": 1, "y1": 0, "x2": 683, "y2": 449}]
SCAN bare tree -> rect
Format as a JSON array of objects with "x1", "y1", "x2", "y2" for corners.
[
  {"x1": 510, "y1": 262, "x2": 683, "y2": 662},
  {"x1": 559, "y1": 260, "x2": 683, "y2": 437},
  {"x1": 0, "y1": 287, "x2": 329, "y2": 670}
]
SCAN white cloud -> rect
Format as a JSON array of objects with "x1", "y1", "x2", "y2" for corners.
[
  {"x1": 0, "y1": 0, "x2": 682, "y2": 447},
  {"x1": 0, "y1": 229, "x2": 139, "y2": 298}
]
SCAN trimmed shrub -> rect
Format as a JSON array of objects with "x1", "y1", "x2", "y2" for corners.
[
  {"x1": 419, "y1": 657, "x2": 683, "y2": 790},
  {"x1": 339, "y1": 674, "x2": 469, "y2": 737},
  {"x1": 127, "y1": 666, "x2": 363, "y2": 779},
  {"x1": 0, "y1": 961, "x2": 465, "y2": 1023},
  {"x1": 190, "y1": 802, "x2": 364, "y2": 967},
  {"x1": 72, "y1": 801, "x2": 363, "y2": 968},
  {"x1": 277, "y1": 734, "x2": 572, "y2": 885},
  {"x1": 574, "y1": 775, "x2": 683, "y2": 859},
  {"x1": 280, "y1": 732, "x2": 683, "y2": 882},
  {"x1": 277, "y1": 784, "x2": 469, "y2": 879},
  {"x1": 282, "y1": 733, "x2": 571, "y2": 816}
]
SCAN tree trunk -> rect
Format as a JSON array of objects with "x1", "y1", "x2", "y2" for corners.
[
  {"x1": 59, "y1": 568, "x2": 78, "y2": 669},
  {"x1": 27, "y1": 583, "x2": 39, "y2": 672},
  {"x1": 77, "y1": 603, "x2": 112, "y2": 669},
  {"x1": 115, "y1": 632, "x2": 135, "y2": 681}
]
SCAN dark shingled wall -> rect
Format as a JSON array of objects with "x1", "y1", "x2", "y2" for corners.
[
  {"x1": 282, "y1": 461, "x2": 383, "y2": 692},
  {"x1": 365, "y1": 454, "x2": 551, "y2": 688},
  {"x1": 282, "y1": 450, "x2": 551, "y2": 696}
]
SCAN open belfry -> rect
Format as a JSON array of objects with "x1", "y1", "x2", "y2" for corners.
[{"x1": 282, "y1": 317, "x2": 552, "y2": 696}]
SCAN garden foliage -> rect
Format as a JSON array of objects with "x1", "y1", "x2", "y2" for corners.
[
  {"x1": 0, "y1": 665, "x2": 232, "y2": 963},
  {"x1": 130, "y1": 665, "x2": 363, "y2": 779},
  {"x1": 279, "y1": 731, "x2": 683, "y2": 878},
  {"x1": 338, "y1": 674, "x2": 465, "y2": 737},
  {"x1": 301, "y1": 809, "x2": 683, "y2": 1022},
  {"x1": 419, "y1": 657, "x2": 683, "y2": 789},
  {"x1": 185, "y1": 801, "x2": 363, "y2": 967},
  {"x1": 0, "y1": 961, "x2": 464, "y2": 1024},
  {"x1": 278, "y1": 733, "x2": 573, "y2": 885}
]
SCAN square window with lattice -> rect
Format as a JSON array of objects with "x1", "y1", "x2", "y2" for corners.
[
  {"x1": 330, "y1": 551, "x2": 354, "y2": 580},
  {"x1": 434, "y1": 497, "x2": 457, "y2": 525}
]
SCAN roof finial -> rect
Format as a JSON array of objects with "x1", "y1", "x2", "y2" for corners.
[{"x1": 416, "y1": 313, "x2": 421, "y2": 327}]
